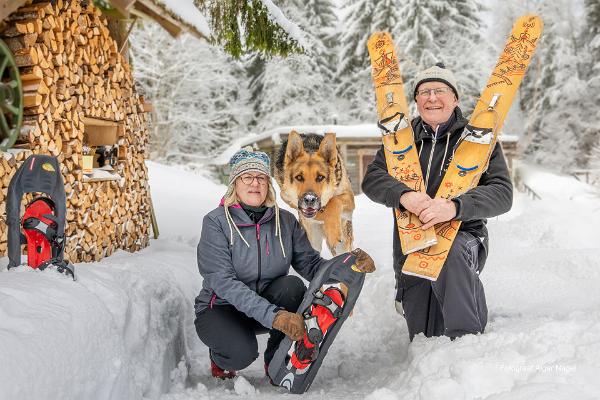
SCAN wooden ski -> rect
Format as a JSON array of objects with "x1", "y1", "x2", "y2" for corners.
[
  {"x1": 402, "y1": 15, "x2": 543, "y2": 280},
  {"x1": 367, "y1": 32, "x2": 438, "y2": 254}
]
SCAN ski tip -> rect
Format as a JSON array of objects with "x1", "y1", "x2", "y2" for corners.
[{"x1": 516, "y1": 14, "x2": 544, "y2": 30}]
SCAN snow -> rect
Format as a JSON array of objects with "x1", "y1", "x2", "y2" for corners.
[
  {"x1": 153, "y1": 0, "x2": 211, "y2": 39},
  {"x1": 1, "y1": 160, "x2": 600, "y2": 399},
  {"x1": 259, "y1": 0, "x2": 309, "y2": 50}
]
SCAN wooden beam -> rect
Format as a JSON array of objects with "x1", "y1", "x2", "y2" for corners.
[
  {"x1": 107, "y1": 0, "x2": 136, "y2": 17},
  {"x1": 0, "y1": 0, "x2": 31, "y2": 25},
  {"x1": 132, "y1": 0, "x2": 182, "y2": 38}
]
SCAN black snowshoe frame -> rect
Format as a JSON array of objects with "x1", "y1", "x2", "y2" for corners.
[
  {"x1": 268, "y1": 252, "x2": 365, "y2": 394},
  {"x1": 6, "y1": 155, "x2": 75, "y2": 279}
]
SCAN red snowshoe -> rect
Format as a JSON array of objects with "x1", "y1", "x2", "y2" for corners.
[
  {"x1": 6, "y1": 155, "x2": 75, "y2": 279},
  {"x1": 289, "y1": 287, "x2": 345, "y2": 370}
]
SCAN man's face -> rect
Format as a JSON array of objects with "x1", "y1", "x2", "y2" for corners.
[{"x1": 415, "y1": 82, "x2": 459, "y2": 130}]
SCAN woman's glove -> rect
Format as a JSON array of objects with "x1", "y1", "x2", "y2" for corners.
[
  {"x1": 351, "y1": 248, "x2": 376, "y2": 273},
  {"x1": 272, "y1": 310, "x2": 305, "y2": 341}
]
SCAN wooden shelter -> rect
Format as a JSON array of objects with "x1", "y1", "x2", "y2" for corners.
[
  {"x1": 215, "y1": 125, "x2": 519, "y2": 195},
  {"x1": 0, "y1": 0, "x2": 208, "y2": 263}
]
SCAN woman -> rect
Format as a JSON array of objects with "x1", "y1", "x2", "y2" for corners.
[{"x1": 194, "y1": 147, "x2": 375, "y2": 380}]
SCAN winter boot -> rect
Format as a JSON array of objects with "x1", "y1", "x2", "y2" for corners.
[{"x1": 211, "y1": 359, "x2": 236, "y2": 379}]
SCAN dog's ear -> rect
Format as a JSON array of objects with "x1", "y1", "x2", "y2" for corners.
[
  {"x1": 319, "y1": 132, "x2": 338, "y2": 166},
  {"x1": 285, "y1": 130, "x2": 304, "y2": 162}
]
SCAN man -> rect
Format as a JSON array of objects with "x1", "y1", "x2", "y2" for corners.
[{"x1": 362, "y1": 63, "x2": 513, "y2": 340}]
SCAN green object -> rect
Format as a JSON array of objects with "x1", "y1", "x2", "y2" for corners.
[
  {"x1": 0, "y1": 39, "x2": 23, "y2": 152},
  {"x1": 198, "y1": 0, "x2": 304, "y2": 58}
]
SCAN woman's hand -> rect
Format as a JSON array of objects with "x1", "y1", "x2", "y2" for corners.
[
  {"x1": 351, "y1": 248, "x2": 376, "y2": 273},
  {"x1": 273, "y1": 310, "x2": 305, "y2": 341}
]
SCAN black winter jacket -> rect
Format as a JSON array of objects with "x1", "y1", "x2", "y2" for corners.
[{"x1": 361, "y1": 107, "x2": 513, "y2": 288}]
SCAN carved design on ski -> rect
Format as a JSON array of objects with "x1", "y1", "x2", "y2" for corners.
[
  {"x1": 489, "y1": 16, "x2": 541, "y2": 88},
  {"x1": 372, "y1": 39, "x2": 401, "y2": 87},
  {"x1": 401, "y1": 15, "x2": 543, "y2": 281}
]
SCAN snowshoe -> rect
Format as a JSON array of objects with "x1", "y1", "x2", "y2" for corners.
[
  {"x1": 6, "y1": 155, "x2": 75, "y2": 280},
  {"x1": 267, "y1": 252, "x2": 365, "y2": 394}
]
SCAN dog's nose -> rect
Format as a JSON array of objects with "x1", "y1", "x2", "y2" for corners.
[{"x1": 302, "y1": 192, "x2": 318, "y2": 208}]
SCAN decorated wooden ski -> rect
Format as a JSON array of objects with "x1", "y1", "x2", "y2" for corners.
[
  {"x1": 367, "y1": 32, "x2": 438, "y2": 254},
  {"x1": 402, "y1": 15, "x2": 543, "y2": 280}
]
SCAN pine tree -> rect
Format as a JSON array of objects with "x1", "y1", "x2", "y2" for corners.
[
  {"x1": 130, "y1": 21, "x2": 250, "y2": 163},
  {"x1": 336, "y1": 0, "x2": 400, "y2": 122},
  {"x1": 196, "y1": 0, "x2": 304, "y2": 58},
  {"x1": 583, "y1": 0, "x2": 600, "y2": 176},
  {"x1": 251, "y1": 0, "x2": 340, "y2": 130},
  {"x1": 397, "y1": 0, "x2": 487, "y2": 114},
  {"x1": 522, "y1": 0, "x2": 587, "y2": 170}
]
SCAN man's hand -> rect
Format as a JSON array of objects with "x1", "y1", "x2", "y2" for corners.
[
  {"x1": 418, "y1": 198, "x2": 457, "y2": 230},
  {"x1": 350, "y1": 248, "x2": 376, "y2": 273},
  {"x1": 399, "y1": 191, "x2": 433, "y2": 215}
]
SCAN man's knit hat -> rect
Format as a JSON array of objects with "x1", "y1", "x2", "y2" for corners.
[
  {"x1": 413, "y1": 62, "x2": 459, "y2": 100},
  {"x1": 228, "y1": 146, "x2": 270, "y2": 184}
]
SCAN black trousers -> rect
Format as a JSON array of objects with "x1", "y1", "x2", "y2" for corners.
[
  {"x1": 398, "y1": 231, "x2": 488, "y2": 340},
  {"x1": 194, "y1": 275, "x2": 306, "y2": 371}
]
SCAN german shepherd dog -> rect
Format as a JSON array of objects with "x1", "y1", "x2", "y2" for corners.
[{"x1": 275, "y1": 131, "x2": 355, "y2": 255}]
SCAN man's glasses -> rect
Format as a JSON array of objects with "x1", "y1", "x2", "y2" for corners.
[
  {"x1": 416, "y1": 87, "x2": 454, "y2": 98},
  {"x1": 239, "y1": 175, "x2": 269, "y2": 185}
]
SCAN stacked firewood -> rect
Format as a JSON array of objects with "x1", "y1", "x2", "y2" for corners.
[{"x1": 0, "y1": 0, "x2": 152, "y2": 263}]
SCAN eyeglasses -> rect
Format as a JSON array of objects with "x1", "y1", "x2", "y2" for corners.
[
  {"x1": 239, "y1": 175, "x2": 269, "y2": 185},
  {"x1": 416, "y1": 87, "x2": 454, "y2": 98}
]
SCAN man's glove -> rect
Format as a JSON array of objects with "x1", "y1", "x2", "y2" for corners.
[
  {"x1": 351, "y1": 248, "x2": 376, "y2": 273},
  {"x1": 272, "y1": 310, "x2": 305, "y2": 341}
]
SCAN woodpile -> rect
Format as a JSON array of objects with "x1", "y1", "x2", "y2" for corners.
[{"x1": 0, "y1": 0, "x2": 152, "y2": 263}]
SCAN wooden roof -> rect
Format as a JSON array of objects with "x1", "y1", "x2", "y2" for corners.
[
  {"x1": 109, "y1": 0, "x2": 209, "y2": 40},
  {"x1": 0, "y1": 0, "x2": 208, "y2": 40}
]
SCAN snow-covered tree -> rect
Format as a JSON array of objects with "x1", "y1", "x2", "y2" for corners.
[
  {"x1": 130, "y1": 21, "x2": 250, "y2": 164},
  {"x1": 397, "y1": 0, "x2": 488, "y2": 114},
  {"x1": 251, "y1": 0, "x2": 340, "y2": 129},
  {"x1": 196, "y1": 0, "x2": 305, "y2": 58},
  {"x1": 521, "y1": 0, "x2": 588, "y2": 170},
  {"x1": 336, "y1": 0, "x2": 400, "y2": 122}
]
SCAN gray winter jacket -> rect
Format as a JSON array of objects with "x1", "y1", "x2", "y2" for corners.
[
  {"x1": 361, "y1": 107, "x2": 513, "y2": 288},
  {"x1": 194, "y1": 202, "x2": 327, "y2": 328}
]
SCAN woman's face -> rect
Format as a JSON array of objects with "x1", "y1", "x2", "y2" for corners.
[{"x1": 235, "y1": 173, "x2": 269, "y2": 207}]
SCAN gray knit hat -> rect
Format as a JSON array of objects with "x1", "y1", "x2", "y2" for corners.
[
  {"x1": 413, "y1": 62, "x2": 459, "y2": 100},
  {"x1": 228, "y1": 146, "x2": 270, "y2": 184}
]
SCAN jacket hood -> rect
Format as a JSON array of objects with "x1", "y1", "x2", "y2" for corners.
[{"x1": 219, "y1": 197, "x2": 275, "y2": 225}]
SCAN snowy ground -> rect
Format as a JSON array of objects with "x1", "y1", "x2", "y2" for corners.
[{"x1": 1, "y1": 160, "x2": 600, "y2": 400}]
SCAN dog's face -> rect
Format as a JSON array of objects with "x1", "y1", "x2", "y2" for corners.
[{"x1": 279, "y1": 131, "x2": 338, "y2": 219}]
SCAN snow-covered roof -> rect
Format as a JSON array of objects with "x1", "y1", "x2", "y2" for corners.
[
  {"x1": 214, "y1": 124, "x2": 519, "y2": 165},
  {"x1": 213, "y1": 124, "x2": 381, "y2": 165},
  {"x1": 152, "y1": 0, "x2": 210, "y2": 39},
  {"x1": 110, "y1": 0, "x2": 210, "y2": 40}
]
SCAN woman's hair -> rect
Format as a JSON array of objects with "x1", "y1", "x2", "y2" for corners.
[
  {"x1": 222, "y1": 175, "x2": 286, "y2": 257},
  {"x1": 223, "y1": 176, "x2": 276, "y2": 208}
]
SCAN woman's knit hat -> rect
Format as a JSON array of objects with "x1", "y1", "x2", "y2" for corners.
[{"x1": 228, "y1": 146, "x2": 270, "y2": 184}]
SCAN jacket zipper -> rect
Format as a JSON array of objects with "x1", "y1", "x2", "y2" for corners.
[
  {"x1": 424, "y1": 126, "x2": 439, "y2": 191},
  {"x1": 255, "y1": 224, "x2": 262, "y2": 293}
]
